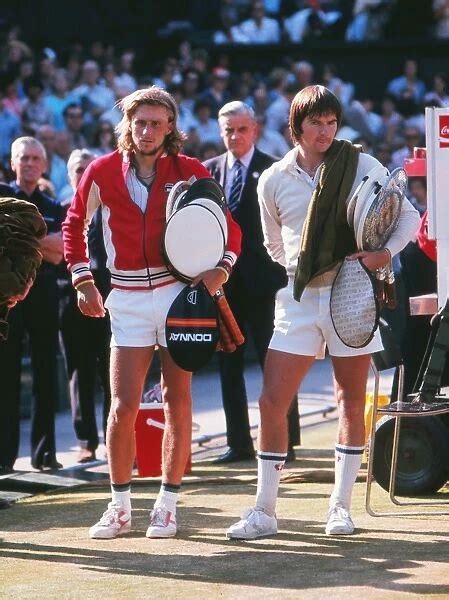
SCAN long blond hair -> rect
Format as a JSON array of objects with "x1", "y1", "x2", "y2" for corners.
[{"x1": 116, "y1": 86, "x2": 186, "y2": 155}]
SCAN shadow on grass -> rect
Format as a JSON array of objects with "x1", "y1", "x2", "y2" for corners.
[
  {"x1": 1, "y1": 482, "x2": 449, "y2": 595},
  {"x1": 1, "y1": 529, "x2": 449, "y2": 595}
]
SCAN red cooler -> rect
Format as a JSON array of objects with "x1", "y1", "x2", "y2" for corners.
[{"x1": 134, "y1": 403, "x2": 192, "y2": 477}]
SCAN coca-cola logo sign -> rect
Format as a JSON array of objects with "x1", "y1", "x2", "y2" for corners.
[{"x1": 439, "y1": 115, "x2": 449, "y2": 148}]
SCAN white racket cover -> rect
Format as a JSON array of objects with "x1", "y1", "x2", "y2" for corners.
[
  {"x1": 163, "y1": 204, "x2": 225, "y2": 281},
  {"x1": 356, "y1": 167, "x2": 407, "y2": 251},
  {"x1": 350, "y1": 164, "x2": 389, "y2": 239},
  {"x1": 188, "y1": 198, "x2": 228, "y2": 243},
  {"x1": 346, "y1": 187, "x2": 359, "y2": 230},
  {"x1": 166, "y1": 181, "x2": 191, "y2": 220},
  {"x1": 330, "y1": 259, "x2": 379, "y2": 348},
  {"x1": 179, "y1": 178, "x2": 226, "y2": 213}
]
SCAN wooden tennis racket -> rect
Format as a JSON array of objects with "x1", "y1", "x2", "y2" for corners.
[
  {"x1": 213, "y1": 288, "x2": 245, "y2": 350},
  {"x1": 216, "y1": 314, "x2": 237, "y2": 353}
]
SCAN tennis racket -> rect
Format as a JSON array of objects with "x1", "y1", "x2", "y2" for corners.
[
  {"x1": 213, "y1": 288, "x2": 245, "y2": 350},
  {"x1": 357, "y1": 167, "x2": 407, "y2": 309},
  {"x1": 330, "y1": 258, "x2": 380, "y2": 348}
]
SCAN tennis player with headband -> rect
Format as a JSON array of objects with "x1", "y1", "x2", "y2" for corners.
[
  {"x1": 227, "y1": 85, "x2": 419, "y2": 539},
  {"x1": 63, "y1": 86, "x2": 241, "y2": 539}
]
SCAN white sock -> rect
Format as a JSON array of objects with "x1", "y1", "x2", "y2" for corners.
[
  {"x1": 111, "y1": 485, "x2": 132, "y2": 514},
  {"x1": 154, "y1": 484, "x2": 179, "y2": 515},
  {"x1": 330, "y1": 444, "x2": 364, "y2": 510},
  {"x1": 255, "y1": 451, "x2": 287, "y2": 517}
]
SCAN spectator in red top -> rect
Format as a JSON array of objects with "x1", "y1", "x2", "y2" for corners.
[{"x1": 417, "y1": 211, "x2": 436, "y2": 262}]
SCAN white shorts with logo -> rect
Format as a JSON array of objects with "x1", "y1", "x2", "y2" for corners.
[
  {"x1": 269, "y1": 280, "x2": 383, "y2": 358},
  {"x1": 104, "y1": 282, "x2": 186, "y2": 347}
]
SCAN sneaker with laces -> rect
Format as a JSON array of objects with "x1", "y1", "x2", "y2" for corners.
[
  {"x1": 146, "y1": 506, "x2": 177, "y2": 538},
  {"x1": 226, "y1": 507, "x2": 277, "y2": 540},
  {"x1": 325, "y1": 503, "x2": 354, "y2": 535},
  {"x1": 89, "y1": 502, "x2": 131, "y2": 539}
]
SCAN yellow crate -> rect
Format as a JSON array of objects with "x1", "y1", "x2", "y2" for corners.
[{"x1": 363, "y1": 392, "x2": 390, "y2": 462}]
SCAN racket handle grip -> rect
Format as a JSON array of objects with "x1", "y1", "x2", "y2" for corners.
[
  {"x1": 214, "y1": 290, "x2": 245, "y2": 347},
  {"x1": 375, "y1": 271, "x2": 385, "y2": 308},
  {"x1": 218, "y1": 314, "x2": 237, "y2": 353},
  {"x1": 384, "y1": 272, "x2": 397, "y2": 310}
]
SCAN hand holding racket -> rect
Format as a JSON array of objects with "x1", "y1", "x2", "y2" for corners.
[
  {"x1": 191, "y1": 267, "x2": 228, "y2": 297},
  {"x1": 189, "y1": 273, "x2": 244, "y2": 352},
  {"x1": 346, "y1": 249, "x2": 391, "y2": 271}
]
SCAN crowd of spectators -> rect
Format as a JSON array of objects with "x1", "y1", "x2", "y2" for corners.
[
  {"x1": 0, "y1": 0, "x2": 446, "y2": 468},
  {"x1": 0, "y1": 19, "x2": 446, "y2": 208},
  {"x1": 156, "y1": 0, "x2": 445, "y2": 45}
]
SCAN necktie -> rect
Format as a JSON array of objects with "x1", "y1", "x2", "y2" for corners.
[{"x1": 228, "y1": 160, "x2": 243, "y2": 213}]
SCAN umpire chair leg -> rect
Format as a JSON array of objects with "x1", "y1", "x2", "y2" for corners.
[{"x1": 365, "y1": 361, "x2": 449, "y2": 516}]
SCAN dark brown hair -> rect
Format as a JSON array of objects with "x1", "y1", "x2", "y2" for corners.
[{"x1": 289, "y1": 85, "x2": 342, "y2": 145}]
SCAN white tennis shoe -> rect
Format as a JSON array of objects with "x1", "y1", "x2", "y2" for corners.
[
  {"x1": 325, "y1": 503, "x2": 354, "y2": 535},
  {"x1": 146, "y1": 506, "x2": 177, "y2": 538},
  {"x1": 89, "y1": 502, "x2": 131, "y2": 539},
  {"x1": 226, "y1": 507, "x2": 277, "y2": 540}
]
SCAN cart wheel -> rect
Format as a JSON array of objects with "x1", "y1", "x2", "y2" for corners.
[{"x1": 373, "y1": 415, "x2": 449, "y2": 495}]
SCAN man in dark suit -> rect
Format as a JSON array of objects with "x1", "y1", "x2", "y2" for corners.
[
  {"x1": 204, "y1": 101, "x2": 300, "y2": 464},
  {"x1": 59, "y1": 149, "x2": 111, "y2": 464},
  {"x1": 0, "y1": 136, "x2": 64, "y2": 473}
]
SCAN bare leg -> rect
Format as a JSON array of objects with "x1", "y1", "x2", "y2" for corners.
[
  {"x1": 331, "y1": 354, "x2": 371, "y2": 446},
  {"x1": 258, "y1": 349, "x2": 315, "y2": 452},
  {"x1": 227, "y1": 349, "x2": 316, "y2": 537},
  {"x1": 159, "y1": 347, "x2": 192, "y2": 485},
  {"x1": 107, "y1": 346, "x2": 154, "y2": 484}
]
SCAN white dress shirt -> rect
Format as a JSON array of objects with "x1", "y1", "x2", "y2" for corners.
[{"x1": 238, "y1": 17, "x2": 280, "y2": 43}]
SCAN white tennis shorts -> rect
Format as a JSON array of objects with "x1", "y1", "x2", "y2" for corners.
[
  {"x1": 269, "y1": 280, "x2": 383, "y2": 358},
  {"x1": 104, "y1": 282, "x2": 186, "y2": 347}
]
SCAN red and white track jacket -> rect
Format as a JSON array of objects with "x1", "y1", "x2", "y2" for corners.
[{"x1": 63, "y1": 150, "x2": 241, "y2": 290}]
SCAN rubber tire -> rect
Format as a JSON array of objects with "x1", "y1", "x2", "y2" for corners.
[{"x1": 372, "y1": 415, "x2": 449, "y2": 495}]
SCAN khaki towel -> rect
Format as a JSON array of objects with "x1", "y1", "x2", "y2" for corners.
[{"x1": 293, "y1": 139, "x2": 360, "y2": 302}]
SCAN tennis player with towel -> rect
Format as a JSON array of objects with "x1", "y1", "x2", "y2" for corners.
[
  {"x1": 226, "y1": 85, "x2": 420, "y2": 540},
  {"x1": 63, "y1": 86, "x2": 241, "y2": 539}
]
